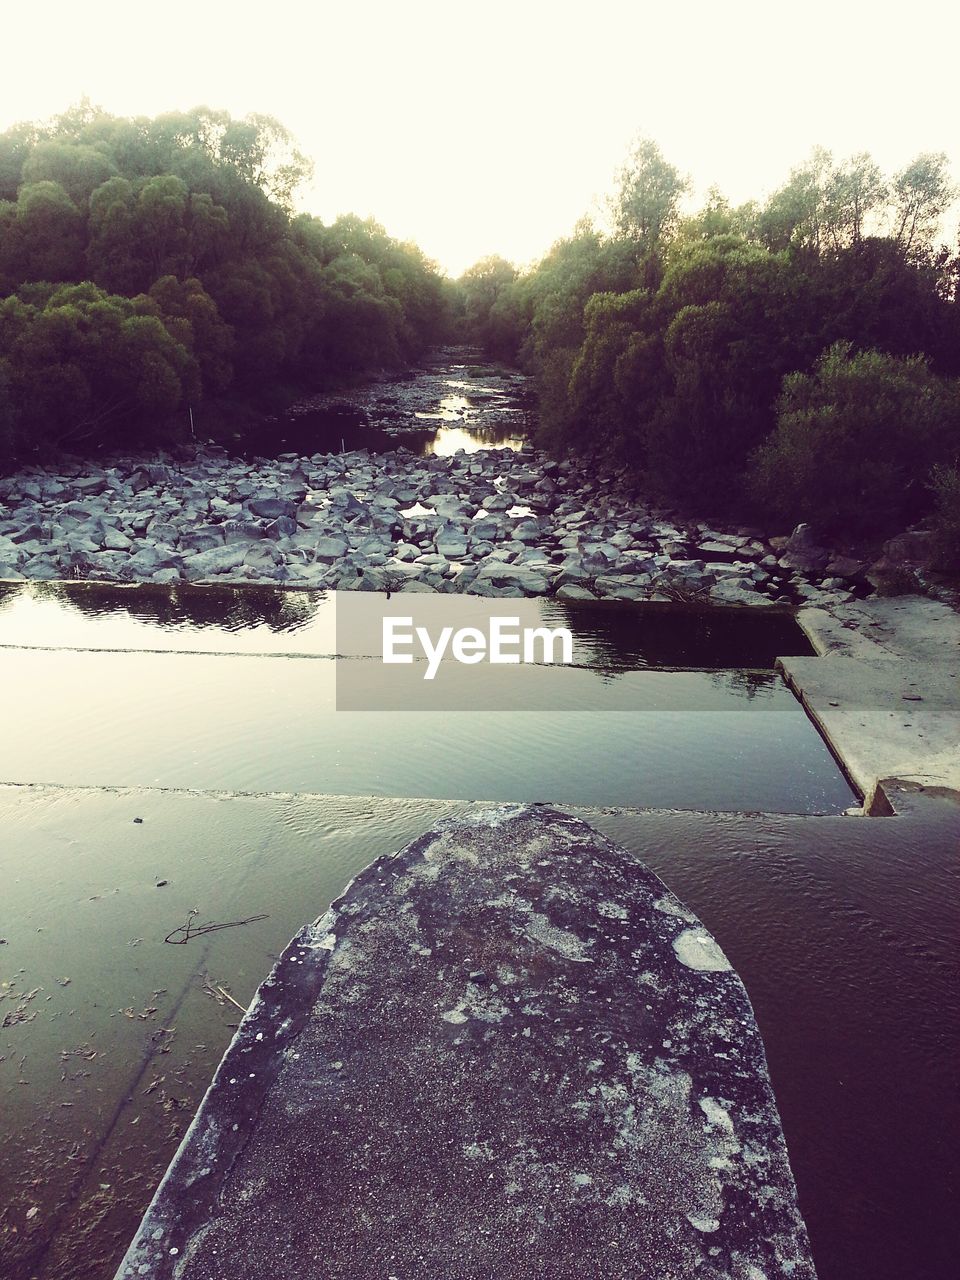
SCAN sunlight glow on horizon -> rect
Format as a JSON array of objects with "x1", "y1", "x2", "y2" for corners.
[{"x1": 4, "y1": 1, "x2": 960, "y2": 277}]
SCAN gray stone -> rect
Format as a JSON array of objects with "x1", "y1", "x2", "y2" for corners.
[
  {"x1": 435, "y1": 527, "x2": 469, "y2": 558},
  {"x1": 180, "y1": 526, "x2": 225, "y2": 553},
  {"x1": 10, "y1": 523, "x2": 44, "y2": 544},
  {"x1": 825, "y1": 556, "x2": 866, "y2": 578},
  {"x1": 475, "y1": 561, "x2": 550, "y2": 594},
  {"x1": 102, "y1": 528, "x2": 133, "y2": 552},
  {"x1": 183, "y1": 545, "x2": 249, "y2": 577},
  {"x1": 249, "y1": 496, "x2": 299, "y2": 520},
  {"x1": 72, "y1": 476, "x2": 108, "y2": 497},
  {"x1": 313, "y1": 536, "x2": 349, "y2": 562},
  {"x1": 264, "y1": 515, "x2": 300, "y2": 540}
]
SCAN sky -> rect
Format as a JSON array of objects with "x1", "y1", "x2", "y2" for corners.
[{"x1": 3, "y1": 1, "x2": 959, "y2": 277}]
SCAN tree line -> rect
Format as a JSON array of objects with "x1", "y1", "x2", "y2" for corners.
[
  {"x1": 458, "y1": 140, "x2": 960, "y2": 558},
  {"x1": 0, "y1": 103, "x2": 452, "y2": 461}
]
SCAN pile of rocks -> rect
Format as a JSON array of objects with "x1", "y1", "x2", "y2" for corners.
[{"x1": 0, "y1": 444, "x2": 868, "y2": 606}]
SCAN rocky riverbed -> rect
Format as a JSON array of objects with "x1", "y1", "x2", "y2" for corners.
[
  {"x1": 0, "y1": 439, "x2": 873, "y2": 606},
  {"x1": 0, "y1": 349, "x2": 887, "y2": 606}
]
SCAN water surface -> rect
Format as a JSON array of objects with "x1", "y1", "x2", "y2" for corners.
[{"x1": 0, "y1": 583, "x2": 847, "y2": 814}]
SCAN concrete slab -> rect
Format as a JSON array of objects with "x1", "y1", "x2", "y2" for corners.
[
  {"x1": 787, "y1": 597, "x2": 960, "y2": 809},
  {"x1": 798, "y1": 596, "x2": 960, "y2": 662},
  {"x1": 115, "y1": 805, "x2": 816, "y2": 1280}
]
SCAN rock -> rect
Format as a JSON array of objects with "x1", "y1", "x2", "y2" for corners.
[
  {"x1": 264, "y1": 515, "x2": 299, "y2": 540},
  {"x1": 313, "y1": 536, "x2": 349, "y2": 562},
  {"x1": 786, "y1": 522, "x2": 817, "y2": 551},
  {"x1": 72, "y1": 476, "x2": 107, "y2": 497},
  {"x1": 780, "y1": 549, "x2": 829, "y2": 573},
  {"x1": 20, "y1": 556, "x2": 60, "y2": 580},
  {"x1": 475, "y1": 561, "x2": 550, "y2": 594},
  {"x1": 180, "y1": 526, "x2": 225, "y2": 553},
  {"x1": 865, "y1": 559, "x2": 922, "y2": 596},
  {"x1": 243, "y1": 545, "x2": 284, "y2": 571},
  {"x1": 102, "y1": 529, "x2": 133, "y2": 552},
  {"x1": 183, "y1": 545, "x2": 249, "y2": 577},
  {"x1": 555, "y1": 584, "x2": 598, "y2": 601},
  {"x1": 114, "y1": 806, "x2": 816, "y2": 1280},
  {"x1": 883, "y1": 529, "x2": 933, "y2": 565},
  {"x1": 10, "y1": 523, "x2": 44, "y2": 545},
  {"x1": 825, "y1": 555, "x2": 866, "y2": 578},
  {"x1": 710, "y1": 581, "x2": 765, "y2": 606},
  {"x1": 249, "y1": 497, "x2": 300, "y2": 521},
  {"x1": 126, "y1": 548, "x2": 164, "y2": 574},
  {"x1": 435, "y1": 528, "x2": 469, "y2": 558}
]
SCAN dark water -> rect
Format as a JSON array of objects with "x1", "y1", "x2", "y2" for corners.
[{"x1": 1, "y1": 581, "x2": 954, "y2": 1280}]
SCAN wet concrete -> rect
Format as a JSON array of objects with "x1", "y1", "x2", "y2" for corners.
[{"x1": 116, "y1": 805, "x2": 816, "y2": 1280}]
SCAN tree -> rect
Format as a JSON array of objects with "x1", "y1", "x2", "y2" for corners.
[
  {"x1": 458, "y1": 255, "x2": 517, "y2": 347},
  {"x1": 20, "y1": 140, "x2": 118, "y2": 206},
  {"x1": 822, "y1": 153, "x2": 886, "y2": 249},
  {"x1": 613, "y1": 137, "x2": 690, "y2": 258},
  {"x1": 760, "y1": 146, "x2": 835, "y2": 253},
  {"x1": 0, "y1": 283, "x2": 197, "y2": 452},
  {"x1": 891, "y1": 152, "x2": 955, "y2": 253},
  {"x1": 2, "y1": 181, "x2": 85, "y2": 286},
  {"x1": 750, "y1": 343, "x2": 960, "y2": 535}
]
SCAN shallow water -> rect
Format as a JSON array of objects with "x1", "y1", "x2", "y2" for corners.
[
  {"x1": 2, "y1": 788, "x2": 957, "y2": 1280},
  {"x1": 3, "y1": 581, "x2": 955, "y2": 1280},
  {"x1": 0, "y1": 583, "x2": 847, "y2": 813}
]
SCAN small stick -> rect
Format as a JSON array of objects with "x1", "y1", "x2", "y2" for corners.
[
  {"x1": 217, "y1": 987, "x2": 248, "y2": 1014},
  {"x1": 164, "y1": 911, "x2": 268, "y2": 945}
]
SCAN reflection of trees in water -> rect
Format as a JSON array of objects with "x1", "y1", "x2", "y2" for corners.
[
  {"x1": 41, "y1": 582, "x2": 325, "y2": 633},
  {"x1": 706, "y1": 669, "x2": 777, "y2": 701},
  {"x1": 544, "y1": 599, "x2": 806, "y2": 672}
]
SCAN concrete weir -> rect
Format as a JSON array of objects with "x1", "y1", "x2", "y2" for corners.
[{"x1": 115, "y1": 806, "x2": 816, "y2": 1279}]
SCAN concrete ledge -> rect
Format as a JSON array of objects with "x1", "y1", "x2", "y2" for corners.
[
  {"x1": 116, "y1": 805, "x2": 815, "y2": 1279},
  {"x1": 789, "y1": 597, "x2": 960, "y2": 810}
]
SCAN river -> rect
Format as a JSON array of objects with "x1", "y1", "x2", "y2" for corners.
[{"x1": 0, "y1": 355, "x2": 957, "y2": 1280}]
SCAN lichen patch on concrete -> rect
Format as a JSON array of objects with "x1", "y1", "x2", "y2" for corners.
[{"x1": 673, "y1": 927, "x2": 734, "y2": 972}]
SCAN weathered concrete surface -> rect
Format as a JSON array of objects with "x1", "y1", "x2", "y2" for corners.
[
  {"x1": 798, "y1": 596, "x2": 960, "y2": 663},
  {"x1": 787, "y1": 597, "x2": 960, "y2": 810},
  {"x1": 115, "y1": 805, "x2": 815, "y2": 1280}
]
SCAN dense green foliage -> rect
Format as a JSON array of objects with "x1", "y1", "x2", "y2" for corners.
[
  {"x1": 461, "y1": 140, "x2": 960, "y2": 536},
  {"x1": 751, "y1": 344, "x2": 960, "y2": 535},
  {"x1": 929, "y1": 463, "x2": 960, "y2": 570},
  {"x1": 0, "y1": 104, "x2": 450, "y2": 460}
]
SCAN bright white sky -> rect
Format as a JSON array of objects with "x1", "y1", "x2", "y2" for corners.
[{"x1": 3, "y1": 1, "x2": 959, "y2": 276}]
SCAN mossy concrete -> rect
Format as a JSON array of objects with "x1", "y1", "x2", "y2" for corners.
[{"x1": 115, "y1": 805, "x2": 815, "y2": 1279}]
